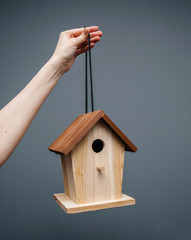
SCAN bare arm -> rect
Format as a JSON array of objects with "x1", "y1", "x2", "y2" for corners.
[{"x1": 0, "y1": 26, "x2": 103, "y2": 167}]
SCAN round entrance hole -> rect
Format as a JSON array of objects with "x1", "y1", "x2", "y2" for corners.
[{"x1": 92, "y1": 139, "x2": 104, "y2": 153}]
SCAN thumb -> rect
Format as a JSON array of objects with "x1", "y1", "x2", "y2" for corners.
[{"x1": 75, "y1": 28, "x2": 89, "y2": 45}]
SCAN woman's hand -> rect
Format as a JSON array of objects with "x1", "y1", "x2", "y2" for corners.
[{"x1": 51, "y1": 26, "x2": 103, "y2": 74}]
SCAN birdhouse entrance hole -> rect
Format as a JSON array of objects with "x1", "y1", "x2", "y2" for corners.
[{"x1": 92, "y1": 139, "x2": 104, "y2": 153}]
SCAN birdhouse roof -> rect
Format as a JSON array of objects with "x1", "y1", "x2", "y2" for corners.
[{"x1": 48, "y1": 110, "x2": 137, "y2": 155}]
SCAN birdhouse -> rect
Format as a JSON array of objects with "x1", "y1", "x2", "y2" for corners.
[{"x1": 49, "y1": 110, "x2": 137, "y2": 214}]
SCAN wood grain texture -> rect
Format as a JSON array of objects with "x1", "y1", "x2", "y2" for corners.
[
  {"x1": 70, "y1": 120, "x2": 125, "y2": 204},
  {"x1": 113, "y1": 133, "x2": 125, "y2": 198},
  {"x1": 48, "y1": 110, "x2": 137, "y2": 155},
  {"x1": 61, "y1": 154, "x2": 76, "y2": 202},
  {"x1": 54, "y1": 193, "x2": 135, "y2": 214}
]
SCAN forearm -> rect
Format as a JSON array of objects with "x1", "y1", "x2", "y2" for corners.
[
  {"x1": 0, "y1": 58, "x2": 63, "y2": 166},
  {"x1": 0, "y1": 26, "x2": 102, "y2": 167}
]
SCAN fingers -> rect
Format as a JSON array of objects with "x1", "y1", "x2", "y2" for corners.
[
  {"x1": 78, "y1": 36, "x2": 101, "y2": 48},
  {"x1": 74, "y1": 28, "x2": 89, "y2": 46},
  {"x1": 89, "y1": 31, "x2": 103, "y2": 38},
  {"x1": 61, "y1": 26, "x2": 102, "y2": 48},
  {"x1": 61, "y1": 27, "x2": 102, "y2": 40},
  {"x1": 76, "y1": 27, "x2": 102, "y2": 56},
  {"x1": 75, "y1": 27, "x2": 102, "y2": 47},
  {"x1": 77, "y1": 43, "x2": 95, "y2": 56},
  {"x1": 70, "y1": 26, "x2": 99, "y2": 37}
]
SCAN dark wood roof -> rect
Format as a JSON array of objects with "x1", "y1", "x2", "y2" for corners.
[{"x1": 48, "y1": 110, "x2": 137, "y2": 155}]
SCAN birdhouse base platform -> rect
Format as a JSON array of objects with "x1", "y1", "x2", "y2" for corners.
[{"x1": 53, "y1": 193, "x2": 135, "y2": 214}]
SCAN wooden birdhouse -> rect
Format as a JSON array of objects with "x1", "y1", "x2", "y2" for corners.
[{"x1": 49, "y1": 110, "x2": 137, "y2": 213}]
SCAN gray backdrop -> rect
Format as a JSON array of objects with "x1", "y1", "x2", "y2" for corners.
[{"x1": 0, "y1": 0, "x2": 191, "y2": 239}]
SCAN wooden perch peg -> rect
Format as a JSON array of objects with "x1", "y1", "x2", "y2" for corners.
[{"x1": 97, "y1": 165, "x2": 105, "y2": 172}]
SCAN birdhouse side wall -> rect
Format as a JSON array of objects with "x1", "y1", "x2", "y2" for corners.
[
  {"x1": 61, "y1": 154, "x2": 77, "y2": 202},
  {"x1": 70, "y1": 119, "x2": 125, "y2": 204}
]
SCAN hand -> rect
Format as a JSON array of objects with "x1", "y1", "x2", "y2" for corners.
[{"x1": 51, "y1": 26, "x2": 103, "y2": 74}]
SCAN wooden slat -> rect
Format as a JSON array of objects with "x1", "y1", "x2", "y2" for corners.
[
  {"x1": 54, "y1": 193, "x2": 135, "y2": 214},
  {"x1": 61, "y1": 154, "x2": 76, "y2": 202},
  {"x1": 113, "y1": 133, "x2": 125, "y2": 199},
  {"x1": 48, "y1": 110, "x2": 137, "y2": 155}
]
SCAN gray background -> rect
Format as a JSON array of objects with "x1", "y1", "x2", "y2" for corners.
[{"x1": 0, "y1": 0, "x2": 191, "y2": 239}]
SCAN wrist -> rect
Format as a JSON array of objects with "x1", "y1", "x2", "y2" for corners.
[{"x1": 48, "y1": 56, "x2": 67, "y2": 76}]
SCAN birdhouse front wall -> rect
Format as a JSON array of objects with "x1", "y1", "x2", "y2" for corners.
[{"x1": 61, "y1": 119, "x2": 125, "y2": 204}]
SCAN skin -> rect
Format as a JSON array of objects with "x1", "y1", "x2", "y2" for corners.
[{"x1": 0, "y1": 26, "x2": 103, "y2": 167}]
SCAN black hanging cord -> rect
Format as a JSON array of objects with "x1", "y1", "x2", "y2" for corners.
[
  {"x1": 85, "y1": 29, "x2": 94, "y2": 113},
  {"x1": 88, "y1": 33, "x2": 94, "y2": 112},
  {"x1": 85, "y1": 50, "x2": 88, "y2": 113}
]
